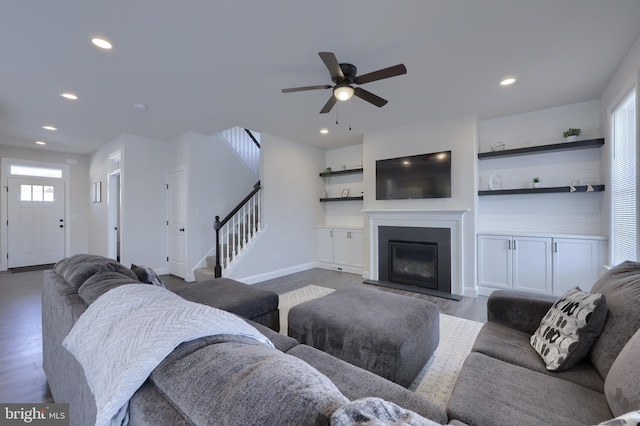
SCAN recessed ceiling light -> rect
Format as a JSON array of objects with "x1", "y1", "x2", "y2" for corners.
[
  {"x1": 91, "y1": 37, "x2": 112, "y2": 50},
  {"x1": 500, "y1": 77, "x2": 516, "y2": 86},
  {"x1": 60, "y1": 92, "x2": 78, "y2": 100},
  {"x1": 35, "y1": 141, "x2": 46, "y2": 146},
  {"x1": 320, "y1": 129, "x2": 329, "y2": 134},
  {"x1": 42, "y1": 125, "x2": 58, "y2": 131}
]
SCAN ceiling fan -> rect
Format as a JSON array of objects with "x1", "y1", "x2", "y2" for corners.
[{"x1": 282, "y1": 52, "x2": 407, "y2": 114}]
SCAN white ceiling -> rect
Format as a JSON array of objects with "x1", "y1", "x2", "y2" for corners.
[{"x1": 1, "y1": 1, "x2": 639, "y2": 155}]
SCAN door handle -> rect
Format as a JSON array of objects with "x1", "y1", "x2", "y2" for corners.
[
  {"x1": 179, "y1": 228, "x2": 185, "y2": 232},
  {"x1": 59, "y1": 225, "x2": 64, "y2": 228}
]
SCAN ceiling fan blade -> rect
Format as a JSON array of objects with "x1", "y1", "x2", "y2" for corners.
[
  {"x1": 354, "y1": 64, "x2": 407, "y2": 85},
  {"x1": 320, "y1": 95, "x2": 337, "y2": 114},
  {"x1": 282, "y1": 85, "x2": 332, "y2": 93},
  {"x1": 318, "y1": 52, "x2": 344, "y2": 80},
  {"x1": 353, "y1": 87, "x2": 388, "y2": 107}
]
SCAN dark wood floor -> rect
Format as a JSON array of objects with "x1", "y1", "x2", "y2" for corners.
[{"x1": 0, "y1": 267, "x2": 487, "y2": 404}]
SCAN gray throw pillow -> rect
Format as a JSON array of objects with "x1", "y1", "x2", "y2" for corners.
[
  {"x1": 530, "y1": 287, "x2": 607, "y2": 371},
  {"x1": 131, "y1": 263, "x2": 166, "y2": 288},
  {"x1": 597, "y1": 410, "x2": 640, "y2": 426}
]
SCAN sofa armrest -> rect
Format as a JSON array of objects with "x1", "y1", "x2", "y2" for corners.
[{"x1": 487, "y1": 290, "x2": 557, "y2": 335}]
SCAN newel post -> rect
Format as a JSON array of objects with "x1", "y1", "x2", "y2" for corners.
[{"x1": 214, "y1": 216, "x2": 222, "y2": 278}]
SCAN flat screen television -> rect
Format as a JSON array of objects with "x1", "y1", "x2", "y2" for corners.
[{"x1": 376, "y1": 151, "x2": 451, "y2": 200}]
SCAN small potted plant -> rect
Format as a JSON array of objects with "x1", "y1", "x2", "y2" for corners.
[
  {"x1": 532, "y1": 177, "x2": 540, "y2": 188},
  {"x1": 563, "y1": 128, "x2": 581, "y2": 142}
]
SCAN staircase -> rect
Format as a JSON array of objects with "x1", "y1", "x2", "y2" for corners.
[
  {"x1": 193, "y1": 182, "x2": 262, "y2": 281},
  {"x1": 193, "y1": 128, "x2": 263, "y2": 281}
]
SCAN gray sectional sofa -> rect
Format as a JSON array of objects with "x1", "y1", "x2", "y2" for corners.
[
  {"x1": 446, "y1": 261, "x2": 640, "y2": 426},
  {"x1": 42, "y1": 254, "x2": 447, "y2": 426}
]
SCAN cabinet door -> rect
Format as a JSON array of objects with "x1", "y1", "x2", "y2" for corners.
[
  {"x1": 552, "y1": 238, "x2": 600, "y2": 296},
  {"x1": 513, "y1": 236, "x2": 552, "y2": 294},
  {"x1": 333, "y1": 229, "x2": 362, "y2": 267},
  {"x1": 477, "y1": 235, "x2": 512, "y2": 289},
  {"x1": 345, "y1": 230, "x2": 363, "y2": 267},
  {"x1": 317, "y1": 228, "x2": 334, "y2": 263}
]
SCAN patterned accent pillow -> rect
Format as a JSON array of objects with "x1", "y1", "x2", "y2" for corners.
[
  {"x1": 530, "y1": 287, "x2": 608, "y2": 371},
  {"x1": 131, "y1": 264, "x2": 167, "y2": 288},
  {"x1": 597, "y1": 410, "x2": 640, "y2": 425}
]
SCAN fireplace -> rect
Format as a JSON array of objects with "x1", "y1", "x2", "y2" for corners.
[
  {"x1": 389, "y1": 240, "x2": 437, "y2": 288},
  {"x1": 366, "y1": 209, "x2": 467, "y2": 299},
  {"x1": 371, "y1": 225, "x2": 457, "y2": 299}
]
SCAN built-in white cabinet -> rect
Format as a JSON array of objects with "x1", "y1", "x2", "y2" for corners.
[
  {"x1": 477, "y1": 235, "x2": 552, "y2": 295},
  {"x1": 316, "y1": 227, "x2": 363, "y2": 273},
  {"x1": 478, "y1": 233, "x2": 605, "y2": 296}
]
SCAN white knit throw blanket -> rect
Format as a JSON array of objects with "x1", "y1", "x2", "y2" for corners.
[{"x1": 63, "y1": 284, "x2": 274, "y2": 426}]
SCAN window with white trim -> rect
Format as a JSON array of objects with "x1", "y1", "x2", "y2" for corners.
[
  {"x1": 610, "y1": 89, "x2": 637, "y2": 265},
  {"x1": 10, "y1": 165, "x2": 63, "y2": 178}
]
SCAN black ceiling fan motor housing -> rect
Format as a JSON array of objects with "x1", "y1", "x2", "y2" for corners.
[{"x1": 336, "y1": 63, "x2": 357, "y2": 84}]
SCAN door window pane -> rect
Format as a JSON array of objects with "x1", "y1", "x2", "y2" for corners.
[
  {"x1": 32, "y1": 185, "x2": 43, "y2": 201},
  {"x1": 44, "y1": 186, "x2": 54, "y2": 202},
  {"x1": 20, "y1": 185, "x2": 32, "y2": 201}
]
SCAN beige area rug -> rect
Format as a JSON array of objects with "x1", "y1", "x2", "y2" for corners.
[{"x1": 277, "y1": 284, "x2": 483, "y2": 410}]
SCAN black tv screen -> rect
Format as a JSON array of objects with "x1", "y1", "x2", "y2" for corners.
[{"x1": 376, "y1": 151, "x2": 451, "y2": 200}]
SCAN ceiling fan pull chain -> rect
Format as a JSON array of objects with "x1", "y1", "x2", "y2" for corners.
[{"x1": 349, "y1": 100, "x2": 352, "y2": 131}]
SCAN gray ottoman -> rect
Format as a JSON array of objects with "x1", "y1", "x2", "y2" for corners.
[{"x1": 288, "y1": 286, "x2": 439, "y2": 387}]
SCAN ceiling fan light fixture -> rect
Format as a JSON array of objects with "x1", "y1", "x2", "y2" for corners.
[{"x1": 334, "y1": 85, "x2": 354, "y2": 101}]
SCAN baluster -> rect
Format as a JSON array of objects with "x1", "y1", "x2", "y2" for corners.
[
  {"x1": 224, "y1": 224, "x2": 230, "y2": 272},
  {"x1": 256, "y1": 192, "x2": 261, "y2": 232},
  {"x1": 243, "y1": 203, "x2": 248, "y2": 246}
]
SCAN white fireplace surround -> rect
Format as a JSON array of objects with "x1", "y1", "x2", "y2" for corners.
[{"x1": 365, "y1": 209, "x2": 469, "y2": 296}]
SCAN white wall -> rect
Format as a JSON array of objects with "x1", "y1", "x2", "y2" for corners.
[
  {"x1": 226, "y1": 132, "x2": 325, "y2": 283},
  {"x1": 0, "y1": 145, "x2": 89, "y2": 269},
  {"x1": 89, "y1": 134, "x2": 168, "y2": 271},
  {"x1": 167, "y1": 132, "x2": 260, "y2": 280},
  {"x1": 362, "y1": 116, "x2": 478, "y2": 293},
  {"x1": 478, "y1": 100, "x2": 605, "y2": 235}
]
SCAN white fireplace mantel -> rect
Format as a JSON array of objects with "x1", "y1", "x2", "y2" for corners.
[{"x1": 364, "y1": 209, "x2": 469, "y2": 296}]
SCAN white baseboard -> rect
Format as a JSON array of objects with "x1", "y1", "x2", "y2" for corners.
[{"x1": 314, "y1": 261, "x2": 362, "y2": 275}]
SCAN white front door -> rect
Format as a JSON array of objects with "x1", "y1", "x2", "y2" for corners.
[
  {"x1": 7, "y1": 177, "x2": 65, "y2": 268},
  {"x1": 167, "y1": 170, "x2": 187, "y2": 278}
]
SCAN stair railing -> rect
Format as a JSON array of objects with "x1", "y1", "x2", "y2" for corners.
[{"x1": 213, "y1": 181, "x2": 262, "y2": 277}]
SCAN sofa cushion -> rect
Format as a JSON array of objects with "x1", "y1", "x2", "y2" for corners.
[
  {"x1": 131, "y1": 264, "x2": 166, "y2": 288},
  {"x1": 287, "y1": 344, "x2": 448, "y2": 424},
  {"x1": 446, "y1": 353, "x2": 613, "y2": 426},
  {"x1": 530, "y1": 287, "x2": 607, "y2": 371},
  {"x1": 472, "y1": 322, "x2": 604, "y2": 392},
  {"x1": 590, "y1": 261, "x2": 640, "y2": 378},
  {"x1": 149, "y1": 337, "x2": 348, "y2": 426},
  {"x1": 77, "y1": 271, "x2": 142, "y2": 304},
  {"x1": 604, "y1": 328, "x2": 640, "y2": 417},
  {"x1": 54, "y1": 254, "x2": 138, "y2": 289},
  {"x1": 172, "y1": 278, "x2": 278, "y2": 320}
]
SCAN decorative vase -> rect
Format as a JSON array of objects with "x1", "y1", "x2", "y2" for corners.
[
  {"x1": 533, "y1": 182, "x2": 539, "y2": 188},
  {"x1": 565, "y1": 135, "x2": 577, "y2": 142}
]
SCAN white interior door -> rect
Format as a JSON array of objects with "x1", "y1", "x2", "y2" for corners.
[
  {"x1": 7, "y1": 177, "x2": 65, "y2": 268},
  {"x1": 167, "y1": 170, "x2": 187, "y2": 278}
]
